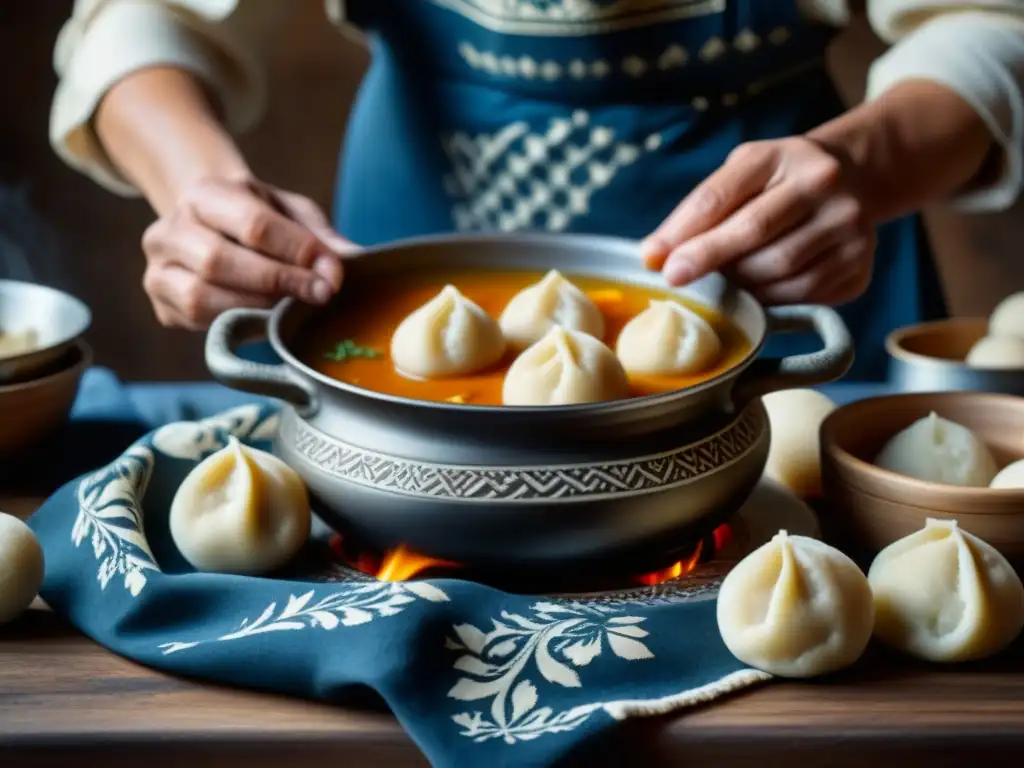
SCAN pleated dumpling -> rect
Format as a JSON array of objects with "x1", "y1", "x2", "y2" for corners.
[
  {"x1": 499, "y1": 270, "x2": 605, "y2": 350},
  {"x1": 502, "y1": 326, "x2": 629, "y2": 406},
  {"x1": 716, "y1": 530, "x2": 874, "y2": 677},
  {"x1": 615, "y1": 300, "x2": 721, "y2": 376},
  {"x1": 874, "y1": 412, "x2": 998, "y2": 487},
  {"x1": 868, "y1": 519, "x2": 1024, "y2": 662},
  {"x1": 170, "y1": 437, "x2": 311, "y2": 575},
  {"x1": 965, "y1": 335, "x2": 1024, "y2": 369},
  {"x1": 390, "y1": 285, "x2": 506, "y2": 379},
  {"x1": 989, "y1": 292, "x2": 1024, "y2": 339}
]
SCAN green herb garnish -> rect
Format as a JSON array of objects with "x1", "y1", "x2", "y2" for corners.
[{"x1": 324, "y1": 339, "x2": 382, "y2": 362}]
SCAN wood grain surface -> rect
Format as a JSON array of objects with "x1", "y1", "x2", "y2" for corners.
[{"x1": 3, "y1": 494, "x2": 1024, "y2": 767}]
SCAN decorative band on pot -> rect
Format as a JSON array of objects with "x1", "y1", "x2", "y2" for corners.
[{"x1": 280, "y1": 405, "x2": 765, "y2": 503}]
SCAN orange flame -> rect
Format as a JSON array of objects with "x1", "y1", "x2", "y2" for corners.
[
  {"x1": 634, "y1": 539, "x2": 704, "y2": 587},
  {"x1": 376, "y1": 545, "x2": 457, "y2": 582},
  {"x1": 713, "y1": 523, "x2": 734, "y2": 553}
]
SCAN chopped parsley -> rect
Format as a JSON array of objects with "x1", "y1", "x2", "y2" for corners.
[{"x1": 323, "y1": 339, "x2": 382, "y2": 362}]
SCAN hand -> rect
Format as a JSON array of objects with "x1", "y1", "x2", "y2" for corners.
[
  {"x1": 641, "y1": 137, "x2": 876, "y2": 306},
  {"x1": 141, "y1": 177, "x2": 355, "y2": 329}
]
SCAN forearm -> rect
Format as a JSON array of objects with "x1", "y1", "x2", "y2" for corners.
[
  {"x1": 95, "y1": 67, "x2": 251, "y2": 215},
  {"x1": 807, "y1": 80, "x2": 996, "y2": 224}
]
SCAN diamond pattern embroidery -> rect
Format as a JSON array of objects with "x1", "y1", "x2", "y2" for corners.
[{"x1": 442, "y1": 111, "x2": 662, "y2": 232}]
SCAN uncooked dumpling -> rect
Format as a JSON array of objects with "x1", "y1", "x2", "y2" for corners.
[
  {"x1": 390, "y1": 285, "x2": 506, "y2": 379},
  {"x1": 615, "y1": 299, "x2": 722, "y2": 376},
  {"x1": 499, "y1": 270, "x2": 605, "y2": 350},
  {"x1": 869, "y1": 518, "x2": 1024, "y2": 662},
  {"x1": 502, "y1": 326, "x2": 629, "y2": 406},
  {"x1": 989, "y1": 292, "x2": 1024, "y2": 340},
  {"x1": 0, "y1": 329, "x2": 38, "y2": 360},
  {"x1": 874, "y1": 412, "x2": 998, "y2": 487},
  {"x1": 0, "y1": 511, "x2": 45, "y2": 624},
  {"x1": 716, "y1": 530, "x2": 874, "y2": 677},
  {"x1": 761, "y1": 389, "x2": 836, "y2": 498},
  {"x1": 170, "y1": 437, "x2": 311, "y2": 575},
  {"x1": 991, "y1": 459, "x2": 1024, "y2": 489},
  {"x1": 965, "y1": 335, "x2": 1024, "y2": 369}
]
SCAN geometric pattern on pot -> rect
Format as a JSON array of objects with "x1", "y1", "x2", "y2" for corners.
[{"x1": 284, "y1": 406, "x2": 763, "y2": 502}]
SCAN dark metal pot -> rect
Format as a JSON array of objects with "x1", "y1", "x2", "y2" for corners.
[{"x1": 205, "y1": 234, "x2": 852, "y2": 569}]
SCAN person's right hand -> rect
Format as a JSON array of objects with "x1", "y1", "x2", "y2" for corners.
[{"x1": 141, "y1": 177, "x2": 354, "y2": 329}]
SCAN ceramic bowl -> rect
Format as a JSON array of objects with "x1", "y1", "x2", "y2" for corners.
[
  {"x1": 0, "y1": 340, "x2": 91, "y2": 454},
  {"x1": 0, "y1": 280, "x2": 92, "y2": 384},
  {"x1": 205, "y1": 232, "x2": 854, "y2": 570},
  {"x1": 820, "y1": 391, "x2": 1024, "y2": 562},
  {"x1": 886, "y1": 318, "x2": 1024, "y2": 395}
]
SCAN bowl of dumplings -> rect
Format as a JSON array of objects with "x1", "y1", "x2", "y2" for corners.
[
  {"x1": 887, "y1": 292, "x2": 1024, "y2": 394},
  {"x1": 205, "y1": 232, "x2": 854, "y2": 570},
  {"x1": 820, "y1": 391, "x2": 1024, "y2": 563},
  {"x1": 0, "y1": 280, "x2": 92, "y2": 453}
]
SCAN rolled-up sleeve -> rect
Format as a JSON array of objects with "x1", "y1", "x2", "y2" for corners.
[
  {"x1": 51, "y1": 0, "x2": 288, "y2": 195},
  {"x1": 866, "y1": 1, "x2": 1024, "y2": 212}
]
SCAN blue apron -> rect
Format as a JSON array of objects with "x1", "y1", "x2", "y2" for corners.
[{"x1": 331, "y1": 0, "x2": 945, "y2": 381}]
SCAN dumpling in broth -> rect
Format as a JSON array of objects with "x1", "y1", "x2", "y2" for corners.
[
  {"x1": 869, "y1": 519, "x2": 1024, "y2": 662},
  {"x1": 716, "y1": 530, "x2": 874, "y2": 678},
  {"x1": 499, "y1": 270, "x2": 605, "y2": 350},
  {"x1": 170, "y1": 437, "x2": 311, "y2": 575},
  {"x1": 390, "y1": 285, "x2": 506, "y2": 379},
  {"x1": 615, "y1": 299, "x2": 721, "y2": 376},
  {"x1": 874, "y1": 412, "x2": 998, "y2": 487},
  {"x1": 502, "y1": 326, "x2": 629, "y2": 406}
]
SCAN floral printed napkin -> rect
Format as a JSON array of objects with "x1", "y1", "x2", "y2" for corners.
[{"x1": 28, "y1": 404, "x2": 769, "y2": 768}]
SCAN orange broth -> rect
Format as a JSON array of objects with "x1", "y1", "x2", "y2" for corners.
[{"x1": 298, "y1": 270, "x2": 752, "y2": 405}]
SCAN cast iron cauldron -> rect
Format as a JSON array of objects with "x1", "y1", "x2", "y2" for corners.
[{"x1": 206, "y1": 234, "x2": 852, "y2": 570}]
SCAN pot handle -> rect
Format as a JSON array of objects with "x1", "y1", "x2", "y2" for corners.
[
  {"x1": 732, "y1": 304, "x2": 853, "y2": 404},
  {"x1": 205, "y1": 307, "x2": 319, "y2": 416}
]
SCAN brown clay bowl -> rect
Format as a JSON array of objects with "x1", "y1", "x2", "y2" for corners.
[
  {"x1": 820, "y1": 391, "x2": 1024, "y2": 564},
  {"x1": 886, "y1": 317, "x2": 1024, "y2": 394},
  {"x1": 0, "y1": 341, "x2": 91, "y2": 454}
]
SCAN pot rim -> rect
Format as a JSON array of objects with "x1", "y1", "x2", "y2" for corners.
[{"x1": 264, "y1": 232, "x2": 767, "y2": 415}]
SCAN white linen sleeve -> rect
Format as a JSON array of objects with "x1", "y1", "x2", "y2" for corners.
[
  {"x1": 865, "y1": 1, "x2": 1024, "y2": 212},
  {"x1": 50, "y1": 0, "x2": 289, "y2": 196}
]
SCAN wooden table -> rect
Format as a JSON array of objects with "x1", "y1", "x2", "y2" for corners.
[{"x1": 3, "y1": 493, "x2": 1024, "y2": 767}]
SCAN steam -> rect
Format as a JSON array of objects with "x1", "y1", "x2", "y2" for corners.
[{"x1": 0, "y1": 183, "x2": 65, "y2": 286}]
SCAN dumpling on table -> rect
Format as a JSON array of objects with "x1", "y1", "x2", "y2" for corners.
[
  {"x1": 716, "y1": 530, "x2": 874, "y2": 677},
  {"x1": 615, "y1": 299, "x2": 721, "y2": 376},
  {"x1": 170, "y1": 436, "x2": 311, "y2": 575},
  {"x1": 761, "y1": 389, "x2": 837, "y2": 498},
  {"x1": 499, "y1": 270, "x2": 605, "y2": 350},
  {"x1": 502, "y1": 326, "x2": 629, "y2": 406},
  {"x1": 874, "y1": 412, "x2": 998, "y2": 487},
  {"x1": 869, "y1": 519, "x2": 1024, "y2": 662},
  {"x1": 0, "y1": 512, "x2": 45, "y2": 625},
  {"x1": 390, "y1": 285, "x2": 506, "y2": 379}
]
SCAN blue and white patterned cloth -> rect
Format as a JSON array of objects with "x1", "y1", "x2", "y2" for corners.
[{"x1": 22, "y1": 369, "x2": 888, "y2": 767}]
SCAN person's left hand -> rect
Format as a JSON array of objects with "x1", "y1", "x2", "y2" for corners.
[{"x1": 641, "y1": 137, "x2": 876, "y2": 306}]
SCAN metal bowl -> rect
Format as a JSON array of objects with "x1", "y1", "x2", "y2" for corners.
[
  {"x1": 886, "y1": 318, "x2": 1024, "y2": 395},
  {"x1": 205, "y1": 233, "x2": 853, "y2": 569},
  {"x1": 0, "y1": 280, "x2": 92, "y2": 383}
]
